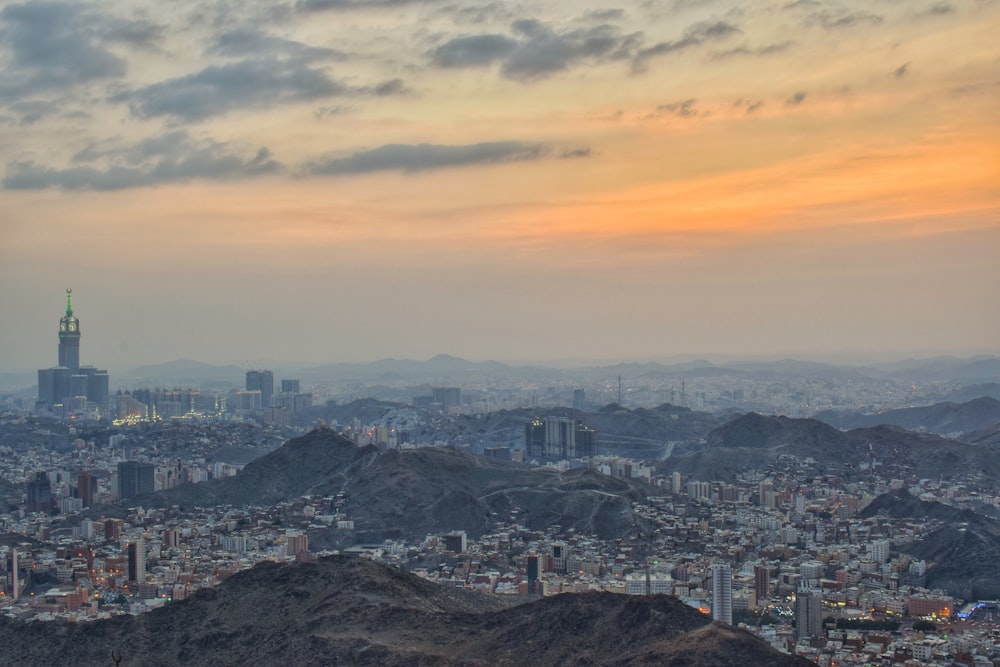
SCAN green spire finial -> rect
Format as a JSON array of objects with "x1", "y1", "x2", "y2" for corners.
[{"x1": 65, "y1": 288, "x2": 73, "y2": 315}]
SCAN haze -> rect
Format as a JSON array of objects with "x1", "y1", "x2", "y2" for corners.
[{"x1": 1, "y1": 0, "x2": 998, "y2": 372}]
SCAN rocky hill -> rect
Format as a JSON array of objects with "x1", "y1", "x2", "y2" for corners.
[
  {"x1": 861, "y1": 489, "x2": 1000, "y2": 599},
  {"x1": 664, "y1": 413, "x2": 1000, "y2": 485},
  {"x1": 813, "y1": 397, "x2": 1000, "y2": 436},
  {"x1": 145, "y1": 428, "x2": 656, "y2": 547},
  {"x1": 0, "y1": 556, "x2": 811, "y2": 666}
]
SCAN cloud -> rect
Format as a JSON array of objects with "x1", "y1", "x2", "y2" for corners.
[
  {"x1": 371, "y1": 78, "x2": 408, "y2": 96},
  {"x1": 429, "y1": 20, "x2": 640, "y2": 81},
  {"x1": 315, "y1": 105, "x2": 355, "y2": 118},
  {"x1": 306, "y1": 141, "x2": 553, "y2": 175},
  {"x1": 296, "y1": 0, "x2": 429, "y2": 11},
  {"x1": 892, "y1": 62, "x2": 910, "y2": 78},
  {"x1": 712, "y1": 41, "x2": 793, "y2": 59},
  {"x1": 112, "y1": 57, "x2": 347, "y2": 122},
  {"x1": 920, "y1": 2, "x2": 956, "y2": 17},
  {"x1": 208, "y1": 27, "x2": 345, "y2": 61},
  {"x1": 4, "y1": 130, "x2": 280, "y2": 190},
  {"x1": 6, "y1": 99, "x2": 60, "y2": 124},
  {"x1": 656, "y1": 99, "x2": 698, "y2": 117},
  {"x1": 581, "y1": 9, "x2": 626, "y2": 22},
  {"x1": 502, "y1": 22, "x2": 638, "y2": 81},
  {"x1": 429, "y1": 34, "x2": 519, "y2": 68},
  {"x1": 785, "y1": 91, "x2": 807, "y2": 105},
  {"x1": 733, "y1": 98, "x2": 764, "y2": 113},
  {"x1": 0, "y1": 1, "x2": 126, "y2": 102},
  {"x1": 806, "y1": 9, "x2": 884, "y2": 29},
  {"x1": 633, "y1": 21, "x2": 740, "y2": 71}
]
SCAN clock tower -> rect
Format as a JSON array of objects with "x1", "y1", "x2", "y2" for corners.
[{"x1": 58, "y1": 288, "x2": 80, "y2": 369}]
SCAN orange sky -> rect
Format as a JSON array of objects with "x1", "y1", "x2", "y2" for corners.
[{"x1": 1, "y1": 0, "x2": 998, "y2": 370}]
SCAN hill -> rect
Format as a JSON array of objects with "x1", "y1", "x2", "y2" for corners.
[
  {"x1": 147, "y1": 428, "x2": 657, "y2": 546},
  {"x1": 813, "y1": 397, "x2": 1000, "y2": 436},
  {"x1": 0, "y1": 556, "x2": 811, "y2": 666},
  {"x1": 450, "y1": 403, "x2": 721, "y2": 460},
  {"x1": 861, "y1": 489, "x2": 1000, "y2": 599},
  {"x1": 664, "y1": 413, "x2": 1000, "y2": 484}
]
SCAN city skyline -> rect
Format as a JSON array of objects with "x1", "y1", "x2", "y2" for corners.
[{"x1": 1, "y1": 0, "x2": 998, "y2": 371}]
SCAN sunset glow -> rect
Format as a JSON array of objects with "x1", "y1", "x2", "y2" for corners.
[{"x1": 1, "y1": 0, "x2": 998, "y2": 368}]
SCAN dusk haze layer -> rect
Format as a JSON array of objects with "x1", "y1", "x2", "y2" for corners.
[{"x1": 1, "y1": 0, "x2": 998, "y2": 370}]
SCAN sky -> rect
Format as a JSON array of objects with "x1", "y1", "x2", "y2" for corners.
[{"x1": 1, "y1": 0, "x2": 998, "y2": 373}]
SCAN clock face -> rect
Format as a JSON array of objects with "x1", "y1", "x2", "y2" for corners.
[
  {"x1": 68, "y1": 322, "x2": 76, "y2": 332},
  {"x1": 60, "y1": 323, "x2": 66, "y2": 332}
]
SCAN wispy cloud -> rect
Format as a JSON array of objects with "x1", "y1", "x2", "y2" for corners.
[
  {"x1": 305, "y1": 141, "x2": 557, "y2": 175},
  {"x1": 0, "y1": 1, "x2": 127, "y2": 105},
  {"x1": 110, "y1": 57, "x2": 349, "y2": 122},
  {"x1": 428, "y1": 19, "x2": 641, "y2": 81},
  {"x1": 786, "y1": 91, "x2": 807, "y2": 105},
  {"x1": 4, "y1": 130, "x2": 280, "y2": 190},
  {"x1": 633, "y1": 20, "x2": 740, "y2": 72}
]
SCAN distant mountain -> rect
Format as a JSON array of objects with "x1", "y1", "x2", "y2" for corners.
[
  {"x1": 149, "y1": 428, "x2": 656, "y2": 546},
  {"x1": 308, "y1": 354, "x2": 511, "y2": 378},
  {"x1": 948, "y1": 383, "x2": 1000, "y2": 402},
  {"x1": 873, "y1": 356, "x2": 1000, "y2": 382},
  {"x1": 664, "y1": 413, "x2": 1000, "y2": 484},
  {"x1": 813, "y1": 397, "x2": 1000, "y2": 436},
  {"x1": 0, "y1": 556, "x2": 811, "y2": 666},
  {"x1": 861, "y1": 489, "x2": 1000, "y2": 599},
  {"x1": 126, "y1": 359, "x2": 246, "y2": 386}
]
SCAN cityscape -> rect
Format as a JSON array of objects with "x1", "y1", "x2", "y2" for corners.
[
  {"x1": 0, "y1": 290, "x2": 998, "y2": 665},
  {"x1": 0, "y1": 0, "x2": 998, "y2": 664}
]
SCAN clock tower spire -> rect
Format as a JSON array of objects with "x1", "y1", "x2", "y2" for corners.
[{"x1": 58, "y1": 288, "x2": 80, "y2": 369}]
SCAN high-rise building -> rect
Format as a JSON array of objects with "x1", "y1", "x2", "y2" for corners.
[
  {"x1": 118, "y1": 461, "x2": 155, "y2": 501},
  {"x1": 869, "y1": 539, "x2": 891, "y2": 564},
  {"x1": 712, "y1": 564, "x2": 733, "y2": 625},
  {"x1": 77, "y1": 471, "x2": 97, "y2": 508},
  {"x1": 26, "y1": 471, "x2": 53, "y2": 513},
  {"x1": 525, "y1": 419, "x2": 545, "y2": 459},
  {"x1": 432, "y1": 387, "x2": 462, "y2": 413},
  {"x1": 795, "y1": 587, "x2": 823, "y2": 640},
  {"x1": 574, "y1": 424, "x2": 598, "y2": 458},
  {"x1": 443, "y1": 531, "x2": 467, "y2": 554},
  {"x1": 281, "y1": 379, "x2": 300, "y2": 394},
  {"x1": 572, "y1": 388, "x2": 586, "y2": 411},
  {"x1": 6, "y1": 549, "x2": 19, "y2": 599},
  {"x1": 526, "y1": 552, "x2": 540, "y2": 594},
  {"x1": 127, "y1": 537, "x2": 146, "y2": 584},
  {"x1": 58, "y1": 289, "x2": 80, "y2": 370},
  {"x1": 246, "y1": 370, "x2": 274, "y2": 409},
  {"x1": 7, "y1": 549, "x2": 21, "y2": 600},
  {"x1": 37, "y1": 290, "x2": 110, "y2": 416},
  {"x1": 754, "y1": 565, "x2": 770, "y2": 603},
  {"x1": 524, "y1": 416, "x2": 598, "y2": 460}
]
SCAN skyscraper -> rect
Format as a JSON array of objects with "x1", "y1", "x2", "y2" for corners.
[
  {"x1": 712, "y1": 564, "x2": 733, "y2": 625},
  {"x1": 6, "y1": 549, "x2": 19, "y2": 599},
  {"x1": 526, "y1": 552, "x2": 540, "y2": 594},
  {"x1": 128, "y1": 537, "x2": 146, "y2": 584},
  {"x1": 58, "y1": 289, "x2": 80, "y2": 370},
  {"x1": 78, "y1": 471, "x2": 97, "y2": 508},
  {"x1": 795, "y1": 586, "x2": 823, "y2": 640},
  {"x1": 37, "y1": 290, "x2": 110, "y2": 416},
  {"x1": 118, "y1": 461, "x2": 155, "y2": 500},
  {"x1": 524, "y1": 419, "x2": 545, "y2": 459},
  {"x1": 246, "y1": 370, "x2": 274, "y2": 409},
  {"x1": 754, "y1": 564, "x2": 770, "y2": 603},
  {"x1": 524, "y1": 416, "x2": 598, "y2": 460},
  {"x1": 26, "y1": 472, "x2": 52, "y2": 513}
]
